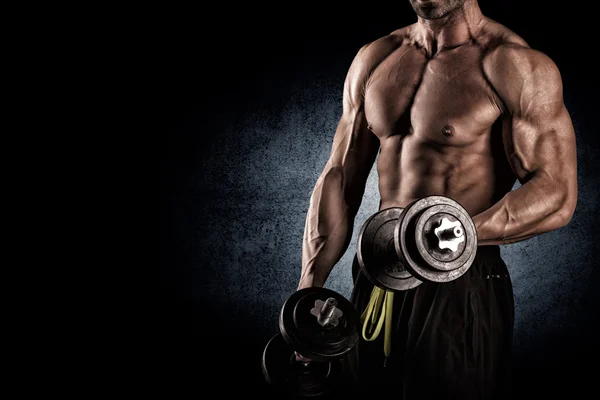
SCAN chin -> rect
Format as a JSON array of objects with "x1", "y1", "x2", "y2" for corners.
[
  {"x1": 418, "y1": 8, "x2": 449, "y2": 20},
  {"x1": 417, "y1": 6, "x2": 441, "y2": 19}
]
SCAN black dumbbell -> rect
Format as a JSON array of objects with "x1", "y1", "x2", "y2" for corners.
[
  {"x1": 357, "y1": 195, "x2": 478, "y2": 291},
  {"x1": 261, "y1": 287, "x2": 359, "y2": 397}
]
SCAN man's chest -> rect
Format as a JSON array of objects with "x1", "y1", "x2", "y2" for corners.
[{"x1": 364, "y1": 44, "x2": 503, "y2": 143}]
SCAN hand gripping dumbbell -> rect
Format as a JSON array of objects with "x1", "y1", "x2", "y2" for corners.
[
  {"x1": 261, "y1": 287, "x2": 359, "y2": 397},
  {"x1": 357, "y1": 195, "x2": 478, "y2": 291}
]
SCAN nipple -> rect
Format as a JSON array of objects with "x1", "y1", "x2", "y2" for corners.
[{"x1": 442, "y1": 125, "x2": 454, "y2": 137}]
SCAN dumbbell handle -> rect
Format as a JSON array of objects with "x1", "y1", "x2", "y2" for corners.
[
  {"x1": 310, "y1": 297, "x2": 343, "y2": 327},
  {"x1": 294, "y1": 298, "x2": 341, "y2": 364},
  {"x1": 433, "y1": 217, "x2": 466, "y2": 252}
]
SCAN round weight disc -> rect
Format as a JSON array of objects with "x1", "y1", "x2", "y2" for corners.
[
  {"x1": 415, "y1": 204, "x2": 476, "y2": 272},
  {"x1": 262, "y1": 333, "x2": 337, "y2": 397},
  {"x1": 279, "y1": 287, "x2": 359, "y2": 362},
  {"x1": 395, "y1": 196, "x2": 478, "y2": 283},
  {"x1": 357, "y1": 207, "x2": 422, "y2": 291}
]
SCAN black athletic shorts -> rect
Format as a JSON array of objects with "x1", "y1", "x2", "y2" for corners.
[{"x1": 340, "y1": 245, "x2": 515, "y2": 400}]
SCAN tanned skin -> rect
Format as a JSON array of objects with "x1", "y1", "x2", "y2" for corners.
[{"x1": 298, "y1": 0, "x2": 577, "y2": 290}]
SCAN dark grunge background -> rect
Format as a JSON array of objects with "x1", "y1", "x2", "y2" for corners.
[{"x1": 160, "y1": 1, "x2": 599, "y2": 398}]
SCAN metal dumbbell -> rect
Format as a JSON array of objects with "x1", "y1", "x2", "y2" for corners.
[{"x1": 261, "y1": 287, "x2": 359, "y2": 397}]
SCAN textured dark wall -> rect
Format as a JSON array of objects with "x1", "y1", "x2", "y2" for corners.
[{"x1": 160, "y1": 2, "x2": 599, "y2": 398}]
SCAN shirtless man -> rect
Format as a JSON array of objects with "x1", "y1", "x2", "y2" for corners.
[{"x1": 296, "y1": 0, "x2": 578, "y2": 398}]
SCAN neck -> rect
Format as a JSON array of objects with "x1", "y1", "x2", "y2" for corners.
[{"x1": 415, "y1": 0, "x2": 484, "y2": 56}]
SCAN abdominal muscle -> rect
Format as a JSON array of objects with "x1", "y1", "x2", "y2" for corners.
[{"x1": 376, "y1": 132, "x2": 506, "y2": 216}]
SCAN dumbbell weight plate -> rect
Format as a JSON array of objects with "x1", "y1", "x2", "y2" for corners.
[
  {"x1": 394, "y1": 196, "x2": 478, "y2": 283},
  {"x1": 279, "y1": 287, "x2": 359, "y2": 362},
  {"x1": 262, "y1": 333, "x2": 338, "y2": 397},
  {"x1": 357, "y1": 207, "x2": 422, "y2": 291}
]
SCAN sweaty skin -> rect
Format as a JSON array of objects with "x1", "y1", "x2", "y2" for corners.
[{"x1": 298, "y1": 0, "x2": 577, "y2": 289}]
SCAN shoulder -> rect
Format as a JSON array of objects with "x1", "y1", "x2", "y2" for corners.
[
  {"x1": 347, "y1": 25, "x2": 411, "y2": 77},
  {"x1": 476, "y1": 17, "x2": 529, "y2": 48},
  {"x1": 478, "y1": 18, "x2": 563, "y2": 108},
  {"x1": 344, "y1": 25, "x2": 412, "y2": 97}
]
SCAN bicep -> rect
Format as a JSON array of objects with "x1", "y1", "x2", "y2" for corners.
[
  {"x1": 319, "y1": 52, "x2": 380, "y2": 209},
  {"x1": 491, "y1": 47, "x2": 576, "y2": 187},
  {"x1": 310, "y1": 107, "x2": 378, "y2": 224},
  {"x1": 327, "y1": 106, "x2": 379, "y2": 193},
  {"x1": 505, "y1": 101, "x2": 576, "y2": 187}
]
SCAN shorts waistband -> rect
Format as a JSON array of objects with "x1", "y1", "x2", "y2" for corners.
[{"x1": 474, "y1": 245, "x2": 501, "y2": 258}]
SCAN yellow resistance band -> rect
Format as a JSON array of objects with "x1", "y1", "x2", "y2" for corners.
[{"x1": 360, "y1": 286, "x2": 394, "y2": 357}]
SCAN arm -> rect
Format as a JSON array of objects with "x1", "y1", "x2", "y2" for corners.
[
  {"x1": 473, "y1": 45, "x2": 578, "y2": 245},
  {"x1": 297, "y1": 46, "x2": 380, "y2": 289}
]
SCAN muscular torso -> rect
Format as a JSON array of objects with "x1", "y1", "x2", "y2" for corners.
[
  {"x1": 364, "y1": 27, "x2": 518, "y2": 215},
  {"x1": 299, "y1": 17, "x2": 576, "y2": 289}
]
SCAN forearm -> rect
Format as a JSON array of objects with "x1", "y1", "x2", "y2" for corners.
[
  {"x1": 473, "y1": 173, "x2": 574, "y2": 246},
  {"x1": 298, "y1": 167, "x2": 358, "y2": 289}
]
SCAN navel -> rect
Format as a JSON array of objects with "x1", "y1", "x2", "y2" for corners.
[{"x1": 442, "y1": 125, "x2": 455, "y2": 137}]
